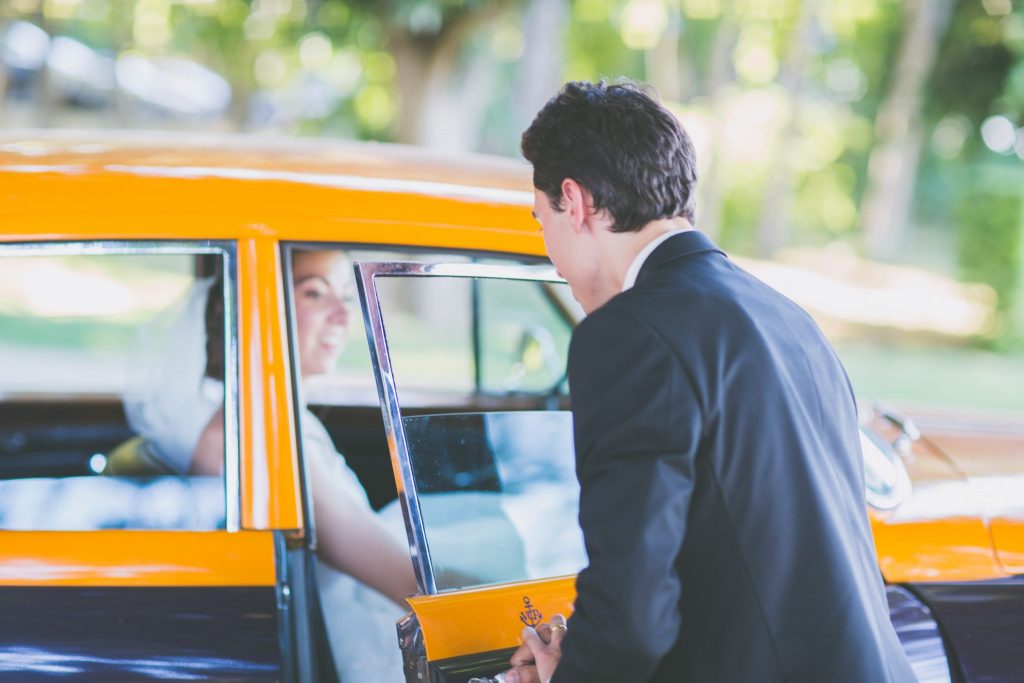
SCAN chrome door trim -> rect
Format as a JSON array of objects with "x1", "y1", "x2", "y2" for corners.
[
  {"x1": 353, "y1": 260, "x2": 562, "y2": 595},
  {"x1": 0, "y1": 240, "x2": 242, "y2": 532}
]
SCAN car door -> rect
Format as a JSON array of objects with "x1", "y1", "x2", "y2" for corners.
[
  {"x1": 354, "y1": 260, "x2": 584, "y2": 682},
  {"x1": 0, "y1": 240, "x2": 298, "y2": 681}
]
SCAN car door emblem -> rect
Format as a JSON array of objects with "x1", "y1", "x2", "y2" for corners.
[{"x1": 519, "y1": 596, "x2": 543, "y2": 628}]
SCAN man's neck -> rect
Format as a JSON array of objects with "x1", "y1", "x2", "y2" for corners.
[{"x1": 602, "y1": 217, "x2": 693, "y2": 292}]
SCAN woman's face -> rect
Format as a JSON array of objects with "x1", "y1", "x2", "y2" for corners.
[{"x1": 292, "y1": 250, "x2": 356, "y2": 378}]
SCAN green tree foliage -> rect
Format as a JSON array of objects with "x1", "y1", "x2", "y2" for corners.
[
  {"x1": 3, "y1": 0, "x2": 1023, "y2": 342},
  {"x1": 955, "y1": 162, "x2": 1022, "y2": 321}
]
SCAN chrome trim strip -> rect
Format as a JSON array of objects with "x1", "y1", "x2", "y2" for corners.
[
  {"x1": 355, "y1": 262, "x2": 436, "y2": 594},
  {"x1": 97, "y1": 165, "x2": 534, "y2": 206},
  {"x1": 279, "y1": 244, "x2": 318, "y2": 552},
  {"x1": 353, "y1": 260, "x2": 563, "y2": 596},
  {"x1": 0, "y1": 240, "x2": 242, "y2": 532},
  {"x1": 221, "y1": 245, "x2": 241, "y2": 533}
]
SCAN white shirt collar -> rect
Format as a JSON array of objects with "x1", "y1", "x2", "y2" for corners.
[{"x1": 621, "y1": 229, "x2": 689, "y2": 292}]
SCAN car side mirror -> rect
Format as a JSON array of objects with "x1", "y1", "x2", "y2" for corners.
[{"x1": 506, "y1": 326, "x2": 562, "y2": 392}]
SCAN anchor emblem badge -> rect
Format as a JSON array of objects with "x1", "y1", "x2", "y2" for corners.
[{"x1": 519, "y1": 596, "x2": 543, "y2": 628}]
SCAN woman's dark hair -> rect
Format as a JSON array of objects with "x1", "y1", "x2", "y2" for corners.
[
  {"x1": 204, "y1": 277, "x2": 224, "y2": 381},
  {"x1": 521, "y1": 80, "x2": 698, "y2": 232}
]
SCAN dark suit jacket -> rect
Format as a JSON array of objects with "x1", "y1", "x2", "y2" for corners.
[{"x1": 553, "y1": 231, "x2": 916, "y2": 683}]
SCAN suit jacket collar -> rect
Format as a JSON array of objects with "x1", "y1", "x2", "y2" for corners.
[{"x1": 634, "y1": 230, "x2": 725, "y2": 286}]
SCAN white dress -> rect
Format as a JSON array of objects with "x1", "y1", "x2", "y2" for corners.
[
  {"x1": 124, "y1": 282, "x2": 408, "y2": 681},
  {"x1": 302, "y1": 410, "x2": 407, "y2": 683}
]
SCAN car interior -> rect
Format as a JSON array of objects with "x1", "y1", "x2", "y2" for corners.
[{"x1": 0, "y1": 246, "x2": 577, "y2": 525}]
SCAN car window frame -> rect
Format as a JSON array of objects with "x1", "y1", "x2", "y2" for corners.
[
  {"x1": 354, "y1": 259, "x2": 564, "y2": 595},
  {"x1": 0, "y1": 239, "x2": 242, "y2": 532}
]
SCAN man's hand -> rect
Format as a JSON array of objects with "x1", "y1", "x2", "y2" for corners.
[{"x1": 505, "y1": 614, "x2": 567, "y2": 683}]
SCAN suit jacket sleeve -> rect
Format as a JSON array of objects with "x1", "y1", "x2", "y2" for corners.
[{"x1": 552, "y1": 304, "x2": 703, "y2": 683}]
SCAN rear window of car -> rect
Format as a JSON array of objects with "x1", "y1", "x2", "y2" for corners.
[{"x1": 0, "y1": 243, "x2": 233, "y2": 531}]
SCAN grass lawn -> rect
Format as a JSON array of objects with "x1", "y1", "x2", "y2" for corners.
[{"x1": 834, "y1": 341, "x2": 1024, "y2": 416}]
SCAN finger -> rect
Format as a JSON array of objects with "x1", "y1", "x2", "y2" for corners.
[
  {"x1": 509, "y1": 643, "x2": 535, "y2": 668},
  {"x1": 548, "y1": 614, "x2": 568, "y2": 647},
  {"x1": 536, "y1": 622, "x2": 552, "y2": 644},
  {"x1": 520, "y1": 626, "x2": 548, "y2": 658},
  {"x1": 506, "y1": 665, "x2": 541, "y2": 683}
]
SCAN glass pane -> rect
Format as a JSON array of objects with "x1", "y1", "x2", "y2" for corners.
[
  {"x1": 373, "y1": 273, "x2": 584, "y2": 591},
  {"x1": 292, "y1": 250, "x2": 481, "y2": 403},
  {"x1": 374, "y1": 276, "x2": 474, "y2": 394},
  {"x1": 480, "y1": 280, "x2": 572, "y2": 394},
  {"x1": 404, "y1": 411, "x2": 585, "y2": 591},
  {"x1": 0, "y1": 254, "x2": 192, "y2": 394},
  {"x1": 0, "y1": 250, "x2": 227, "y2": 531}
]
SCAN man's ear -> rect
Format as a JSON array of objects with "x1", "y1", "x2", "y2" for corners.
[{"x1": 560, "y1": 178, "x2": 595, "y2": 235}]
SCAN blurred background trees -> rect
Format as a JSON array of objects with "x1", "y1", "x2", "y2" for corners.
[{"x1": 1, "y1": 0, "x2": 1023, "y2": 411}]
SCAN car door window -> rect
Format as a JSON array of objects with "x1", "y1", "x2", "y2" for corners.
[
  {"x1": 0, "y1": 243, "x2": 235, "y2": 531},
  {"x1": 478, "y1": 277, "x2": 575, "y2": 394},
  {"x1": 356, "y1": 261, "x2": 586, "y2": 594}
]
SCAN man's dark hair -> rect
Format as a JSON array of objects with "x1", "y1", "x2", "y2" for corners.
[{"x1": 521, "y1": 80, "x2": 698, "y2": 232}]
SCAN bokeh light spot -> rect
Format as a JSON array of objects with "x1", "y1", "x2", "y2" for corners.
[
  {"x1": 299, "y1": 32, "x2": 333, "y2": 70},
  {"x1": 734, "y1": 27, "x2": 779, "y2": 84},
  {"x1": 355, "y1": 84, "x2": 395, "y2": 132},
  {"x1": 980, "y1": 115, "x2": 1016, "y2": 154},
  {"x1": 932, "y1": 114, "x2": 972, "y2": 160},
  {"x1": 681, "y1": 0, "x2": 721, "y2": 20},
  {"x1": 492, "y1": 22, "x2": 524, "y2": 62},
  {"x1": 254, "y1": 49, "x2": 289, "y2": 88},
  {"x1": 620, "y1": 0, "x2": 668, "y2": 51}
]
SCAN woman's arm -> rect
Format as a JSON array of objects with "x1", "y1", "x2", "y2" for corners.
[
  {"x1": 306, "y1": 449, "x2": 418, "y2": 607},
  {"x1": 191, "y1": 408, "x2": 225, "y2": 475},
  {"x1": 191, "y1": 409, "x2": 418, "y2": 607}
]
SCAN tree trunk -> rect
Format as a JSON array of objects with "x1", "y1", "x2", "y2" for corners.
[
  {"x1": 390, "y1": 31, "x2": 442, "y2": 145},
  {"x1": 859, "y1": 0, "x2": 954, "y2": 260},
  {"x1": 511, "y1": 0, "x2": 569, "y2": 139},
  {"x1": 417, "y1": 40, "x2": 495, "y2": 151},
  {"x1": 33, "y1": 7, "x2": 56, "y2": 127},
  {"x1": 644, "y1": 12, "x2": 682, "y2": 103},
  {"x1": 694, "y1": 9, "x2": 739, "y2": 240},
  {"x1": 389, "y1": 2, "x2": 519, "y2": 149},
  {"x1": 755, "y1": 0, "x2": 814, "y2": 258}
]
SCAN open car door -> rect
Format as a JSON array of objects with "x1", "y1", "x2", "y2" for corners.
[{"x1": 355, "y1": 261, "x2": 586, "y2": 682}]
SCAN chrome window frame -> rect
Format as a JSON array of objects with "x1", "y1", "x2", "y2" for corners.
[
  {"x1": 354, "y1": 260, "x2": 562, "y2": 595},
  {"x1": 0, "y1": 240, "x2": 241, "y2": 532}
]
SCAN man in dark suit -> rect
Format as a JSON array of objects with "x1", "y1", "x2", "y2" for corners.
[{"x1": 504, "y1": 81, "x2": 917, "y2": 683}]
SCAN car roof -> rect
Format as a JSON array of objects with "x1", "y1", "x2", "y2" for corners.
[
  {"x1": 0, "y1": 130, "x2": 533, "y2": 193},
  {"x1": 0, "y1": 131, "x2": 543, "y2": 255}
]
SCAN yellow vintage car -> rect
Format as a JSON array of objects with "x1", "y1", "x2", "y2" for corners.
[{"x1": 0, "y1": 132, "x2": 1021, "y2": 683}]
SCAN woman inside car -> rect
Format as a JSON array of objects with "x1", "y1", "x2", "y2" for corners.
[{"x1": 128, "y1": 248, "x2": 416, "y2": 682}]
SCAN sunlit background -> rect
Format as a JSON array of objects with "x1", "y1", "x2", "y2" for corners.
[{"x1": 1, "y1": 0, "x2": 1023, "y2": 415}]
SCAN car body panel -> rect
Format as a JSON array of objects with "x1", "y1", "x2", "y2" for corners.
[
  {"x1": 910, "y1": 419, "x2": 1024, "y2": 576},
  {"x1": 885, "y1": 586, "x2": 952, "y2": 683},
  {"x1": 0, "y1": 530, "x2": 276, "y2": 586},
  {"x1": 0, "y1": 134, "x2": 539, "y2": 256},
  {"x1": 991, "y1": 521, "x2": 1024, "y2": 575},
  {"x1": 0, "y1": 530, "x2": 282, "y2": 679},
  {"x1": 867, "y1": 413, "x2": 1010, "y2": 582},
  {"x1": 0, "y1": 132, "x2": 534, "y2": 193},
  {"x1": 238, "y1": 236, "x2": 302, "y2": 531},
  {"x1": 407, "y1": 577, "x2": 576, "y2": 663},
  {"x1": 0, "y1": 585, "x2": 282, "y2": 681},
  {"x1": 911, "y1": 577, "x2": 1024, "y2": 683}
]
